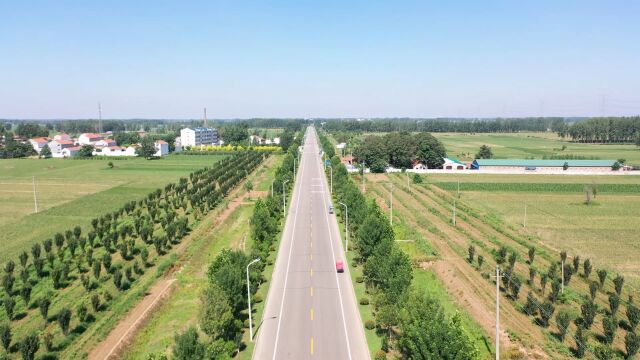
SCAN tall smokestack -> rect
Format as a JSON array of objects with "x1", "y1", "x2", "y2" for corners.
[{"x1": 204, "y1": 107, "x2": 208, "y2": 127}]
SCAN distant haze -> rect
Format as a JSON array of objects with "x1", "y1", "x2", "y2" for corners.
[{"x1": 1, "y1": 1, "x2": 639, "y2": 119}]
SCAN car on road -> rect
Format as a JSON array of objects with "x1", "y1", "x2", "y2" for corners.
[
  {"x1": 329, "y1": 205, "x2": 334, "y2": 214},
  {"x1": 336, "y1": 260, "x2": 344, "y2": 273}
]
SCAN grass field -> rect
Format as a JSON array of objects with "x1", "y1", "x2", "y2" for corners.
[
  {"x1": 432, "y1": 132, "x2": 640, "y2": 164},
  {"x1": 0, "y1": 155, "x2": 227, "y2": 262},
  {"x1": 424, "y1": 172, "x2": 640, "y2": 290}
]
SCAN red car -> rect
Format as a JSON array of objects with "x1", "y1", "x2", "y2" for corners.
[{"x1": 335, "y1": 260, "x2": 344, "y2": 273}]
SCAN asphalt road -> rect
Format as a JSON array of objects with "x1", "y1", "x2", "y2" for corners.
[{"x1": 253, "y1": 126, "x2": 370, "y2": 360}]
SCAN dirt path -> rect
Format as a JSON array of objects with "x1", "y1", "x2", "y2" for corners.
[{"x1": 88, "y1": 158, "x2": 276, "y2": 360}]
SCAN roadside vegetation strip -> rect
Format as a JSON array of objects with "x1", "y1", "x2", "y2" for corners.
[
  {"x1": 154, "y1": 133, "x2": 302, "y2": 359},
  {"x1": 0, "y1": 151, "x2": 268, "y2": 359},
  {"x1": 318, "y1": 130, "x2": 479, "y2": 360},
  {"x1": 398, "y1": 173, "x2": 638, "y2": 357}
]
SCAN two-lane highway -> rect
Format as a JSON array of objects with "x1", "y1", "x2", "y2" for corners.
[{"x1": 253, "y1": 126, "x2": 369, "y2": 359}]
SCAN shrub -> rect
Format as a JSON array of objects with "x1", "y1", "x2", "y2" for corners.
[
  {"x1": 253, "y1": 294, "x2": 263, "y2": 303},
  {"x1": 43, "y1": 332, "x2": 53, "y2": 352},
  {"x1": 0, "y1": 323, "x2": 10, "y2": 351},
  {"x1": 626, "y1": 331, "x2": 640, "y2": 359},
  {"x1": 19, "y1": 332, "x2": 39, "y2": 360},
  {"x1": 602, "y1": 315, "x2": 618, "y2": 345},
  {"x1": 360, "y1": 297, "x2": 369, "y2": 305},
  {"x1": 57, "y1": 307, "x2": 72, "y2": 335},
  {"x1": 583, "y1": 258, "x2": 592, "y2": 279},
  {"x1": 374, "y1": 349, "x2": 387, "y2": 360},
  {"x1": 355, "y1": 276, "x2": 364, "y2": 283},
  {"x1": 597, "y1": 269, "x2": 607, "y2": 288},
  {"x1": 589, "y1": 281, "x2": 598, "y2": 301},
  {"x1": 365, "y1": 319, "x2": 376, "y2": 330},
  {"x1": 3, "y1": 296, "x2": 15, "y2": 321},
  {"x1": 91, "y1": 294, "x2": 100, "y2": 312},
  {"x1": 613, "y1": 274, "x2": 624, "y2": 295},
  {"x1": 39, "y1": 297, "x2": 50, "y2": 321}
]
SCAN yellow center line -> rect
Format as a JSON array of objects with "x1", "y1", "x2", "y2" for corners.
[
  {"x1": 310, "y1": 268, "x2": 313, "y2": 277},
  {"x1": 310, "y1": 286, "x2": 314, "y2": 297},
  {"x1": 310, "y1": 308, "x2": 314, "y2": 320},
  {"x1": 310, "y1": 337, "x2": 314, "y2": 355}
]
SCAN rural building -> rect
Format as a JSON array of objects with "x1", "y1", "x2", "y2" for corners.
[
  {"x1": 180, "y1": 127, "x2": 219, "y2": 146},
  {"x1": 249, "y1": 135, "x2": 265, "y2": 145},
  {"x1": 53, "y1": 133, "x2": 71, "y2": 141},
  {"x1": 154, "y1": 140, "x2": 169, "y2": 156},
  {"x1": 412, "y1": 161, "x2": 428, "y2": 170},
  {"x1": 78, "y1": 133, "x2": 104, "y2": 145},
  {"x1": 443, "y1": 158, "x2": 467, "y2": 170},
  {"x1": 94, "y1": 139, "x2": 117, "y2": 148},
  {"x1": 49, "y1": 139, "x2": 74, "y2": 153},
  {"x1": 61, "y1": 146, "x2": 81, "y2": 157},
  {"x1": 29, "y1": 137, "x2": 50, "y2": 153},
  {"x1": 471, "y1": 159, "x2": 620, "y2": 173},
  {"x1": 341, "y1": 155, "x2": 354, "y2": 166}
]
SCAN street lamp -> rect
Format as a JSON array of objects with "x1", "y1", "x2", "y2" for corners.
[
  {"x1": 246, "y1": 258, "x2": 261, "y2": 342},
  {"x1": 338, "y1": 202, "x2": 348, "y2": 251},
  {"x1": 293, "y1": 156, "x2": 297, "y2": 180},
  {"x1": 283, "y1": 180, "x2": 289, "y2": 218},
  {"x1": 327, "y1": 165, "x2": 333, "y2": 195}
]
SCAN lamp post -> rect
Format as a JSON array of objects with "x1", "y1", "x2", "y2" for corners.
[
  {"x1": 327, "y1": 165, "x2": 333, "y2": 195},
  {"x1": 293, "y1": 156, "x2": 297, "y2": 180},
  {"x1": 283, "y1": 180, "x2": 289, "y2": 218},
  {"x1": 246, "y1": 258, "x2": 261, "y2": 342},
  {"x1": 339, "y1": 202, "x2": 348, "y2": 251}
]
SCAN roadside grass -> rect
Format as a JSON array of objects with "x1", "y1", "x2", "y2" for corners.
[{"x1": 0, "y1": 155, "x2": 227, "y2": 262}]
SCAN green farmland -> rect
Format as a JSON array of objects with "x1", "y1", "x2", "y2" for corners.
[
  {"x1": 432, "y1": 132, "x2": 640, "y2": 164},
  {"x1": 424, "y1": 173, "x2": 640, "y2": 289},
  {"x1": 0, "y1": 155, "x2": 227, "y2": 262}
]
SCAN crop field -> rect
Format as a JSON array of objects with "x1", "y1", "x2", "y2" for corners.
[
  {"x1": 432, "y1": 132, "x2": 640, "y2": 164},
  {"x1": 0, "y1": 155, "x2": 227, "y2": 262},
  {"x1": 362, "y1": 172, "x2": 639, "y2": 358},
  {"x1": 425, "y1": 173, "x2": 640, "y2": 290}
]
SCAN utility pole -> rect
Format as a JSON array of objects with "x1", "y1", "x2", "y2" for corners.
[
  {"x1": 283, "y1": 180, "x2": 289, "y2": 218},
  {"x1": 339, "y1": 202, "x2": 348, "y2": 251},
  {"x1": 246, "y1": 258, "x2": 260, "y2": 342},
  {"x1": 561, "y1": 259, "x2": 565, "y2": 294},
  {"x1": 362, "y1": 161, "x2": 366, "y2": 193},
  {"x1": 389, "y1": 183, "x2": 394, "y2": 226},
  {"x1": 293, "y1": 157, "x2": 297, "y2": 180},
  {"x1": 452, "y1": 199, "x2": 456, "y2": 226},
  {"x1": 493, "y1": 266, "x2": 504, "y2": 360},
  {"x1": 329, "y1": 165, "x2": 333, "y2": 195},
  {"x1": 32, "y1": 176, "x2": 38, "y2": 213},
  {"x1": 98, "y1": 102, "x2": 102, "y2": 133}
]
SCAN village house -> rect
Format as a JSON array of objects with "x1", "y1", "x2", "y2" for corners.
[
  {"x1": 48, "y1": 139, "x2": 75, "y2": 153},
  {"x1": 78, "y1": 133, "x2": 104, "y2": 145},
  {"x1": 442, "y1": 158, "x2": 468, "y2": 170},
  {"x1": 61, "y1": 146, "x2": 81, "y2": 158},
  {"x1": 28, "y1": 137, "x2": 50, "y2": 153},
  {"x1": 154, "y1": 140, "x2": 169, "y2": 156},
  {"x1": 53, "y1": 133, "x2": 72, "y2": 141},
  {"x1": 93, "y1": 138, "x2": 117, "y2": 148}
]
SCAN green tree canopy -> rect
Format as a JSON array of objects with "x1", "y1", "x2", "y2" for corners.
[
  {"x1": 77, "y1": 144, "x2": 94, "y2": 158},
  {"x1": 40, "y1": 144, "x2": 52, "y2": 158},
  {"x1": 414, "y1": 132, "x2": 446, "y2": 168},
  {"x1": 136, "y1": 137, "x2": 157, "y2": 159},
  {"x1": 397, "y1": 291, "x2": 478, "y2": 359},
  {"x1": 475, "y1": 145, "x2": 493, "y2": 159}
]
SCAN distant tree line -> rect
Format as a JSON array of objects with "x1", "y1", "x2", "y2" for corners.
[
  {"x1": 557, "y1": 116, "x2": 640, "y2": 143},
  {"x1": 320, "y1": 117, "x2": 568, "y2": 133},
  {"x1": 353, "y1": 132, "x2": 447, "y2": 172}
]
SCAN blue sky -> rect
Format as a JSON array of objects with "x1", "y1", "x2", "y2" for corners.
[{"x1": 1, "y1": 0, "x2": 639, "y2": 119}]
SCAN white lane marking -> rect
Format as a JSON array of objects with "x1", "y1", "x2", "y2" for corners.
[
  {"x1": 271, "y1": 133, "x2": 308, "y2": 360},
  {"x1": 316, "y1": 132, "x2": 353, "y2": 360}
]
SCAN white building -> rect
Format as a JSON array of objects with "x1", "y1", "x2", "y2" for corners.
[
  {"x1": 53, "y1": 133, "x2": 71, "y2": 141},
  {"x1": 94, "y1": 139, "x2": 117, "y2": 148},
  {"x1": 154, "y1": 140, "x2": 169, "y2": 156},
  {"x1": 174, "y1": 137, "x2": 182, "y2": 152},
  {"x1": 61, "y1": 146, "x2": 81, "y2": 158},
  {"x1": 49, "y1": 139, "x2": 75, "y2": 153},
  {"x1": 78, "y1": 133, "x2": 103, "y2": 145},
  {"x1": 180, "y1": 127, "x2": 218, "y2": 146},
  {"x1": 29, "y1": 137, "x2": 50, "y2": 153}
]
